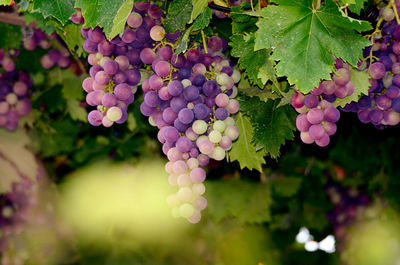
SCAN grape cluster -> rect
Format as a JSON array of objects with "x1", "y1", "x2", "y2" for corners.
[
  {"x1": 341, "y1": 17, "x2": 400, "y2": 127},
  {"x1": 325, "y1": 181, "x2": 370, "y2": 252},
  {"x1": 291, "y1": 60, "x2": 354, "y2": 147},
  {"x1": 138, "y1": 22, "x2": 240, "y2": 222},
  {"x1": 22, "y1": 29, "x2": 72, "y2": 70},
  {"x1": 0, "y1": 50, "x2": 33, "y2": 131},
  {"x1": 78, "y1": 2, "x2": 165, "y2": 126}
]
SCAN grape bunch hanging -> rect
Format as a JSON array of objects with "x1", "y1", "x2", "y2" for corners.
[{"x1": 76, "y1": 2, "x2": 240, "y2": 223}]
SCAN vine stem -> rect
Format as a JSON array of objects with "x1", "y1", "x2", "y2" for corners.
[
  {"x1": 201, "y1": 30, "x2": 208, "y2": 54},
  {"x1": 0, "y1": 11, "x2": 35, "y2": 27},
  {"x1": 313, "y1": 0, "x2": 321, "y2": 9},
  {"x1": 390, "y1": 0, "x2": 400, "y2": 24}
]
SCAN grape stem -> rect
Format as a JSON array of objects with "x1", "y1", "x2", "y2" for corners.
[
  {"x1": 201, "y1": 30, "x2": 208, "y2": 54},
  {"x1": 390, "y1": 0, "x2": 400, "y2": 24}
]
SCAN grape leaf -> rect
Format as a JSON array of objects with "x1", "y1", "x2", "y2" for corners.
[
  {"x1": 240, "y1": 96, "x2": 297, "y2": 158},
  {"x1": 230, "y1": 34, "x2": 267, "y2": 88},
  {"x1": 339, "y1": 0, "x2": 367, "y2": 15},
  {"x1": 48, "y1": 21, "x2": 84, "y2": 56},
  {"x1": 229, "y1": 113, "x2": 266, "y2": 172},
  {"x1": 238, "y1": 78, "x2": 280, "y2": 102},
  {"x1": 333, "y1": 68, "x2": 370, "y2": 107},
  {"x1": 0, "y1": 23, "x2": 22, "y2": 49},
  {"x1": 75, "y1": 0, "x2": 133, "y2": 39},
  {"x1": 270, "y1": 177, "x2": 302, "y2": 197},
  {"x1": 0, "y1": 0, "x2": 12, "y2": 6},
  {"x1": 33, "y1": 0, "x2": 75, "y2": 25},
  {"x1": 174, "y1": 25, "x2": 193, "y2": 55},
  {"x1": 257, "y1": 49, "x2": 280, "y2": 90},
  {"x1": 206, "y1": 179, "x2": 272, "y2": 224},
  {"x1": 255, "y1": 0, "x2": 371, "y2": 93},
  {"x1": 231, "y1": 3, "x2": 258, "y2": 34},
  {"x1": 31, "y1": 118, "x2": 79, "y2": 157},
  {"x1": 66, "y1": 99, "x2": 87, "y2": 122},
  {"x1": 164, "y1": 0, "x2": 193, "y2": 33},
  {"x1": 189, "y1": 0, "x2": 208, "y2": 23},
  {"x1": 24, "y1": 12, "x2": 56, "y2": 35},
  {"x1": 0, "y1": 158, "x2": 20, "y2": 194},
  {"x1": 106, "y1": 0, "x2": 134, "y2": 40},
  {"x1": 0, "y1": 130, "x2": 38, "y2": 193},
  {"x1": 192, "y1": 7, "x2": 212, "y2": 31}
]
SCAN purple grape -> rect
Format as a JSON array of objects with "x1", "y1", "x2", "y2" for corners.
[
  {"x1": 125, "y1": 69, "x2": 141, "y2": 86},
  {"x1": 113, "y1": 71, "x2": 127, "y2": 84},
  {"x1": 183, "y1": 85, "x2": 200, "y2": 101},
  {"x1": 102, "y1": 93, "x2": 117, "y2": 108},
  {"x1": 98, "y1": 40, "x2": 114, "y2": 56},
  {"x1": 324, "y1": 107, "x2": 340, "y2": 123},
  {"x1": 193, "y1": 74, "x2": 206, "y2": 86},
  {"x1": 168, "y1": 81, "x2": 184, "y2": 97},
  {"x1": 176, "y1": 136, "x2": 192, "y2": 153},
  {"x1": 114, "y1": 83, "x2": 132, "y2": 101},
  {"x1": 193, "y1": 103, "x2": 211, "y2": 120},
  {"x1": 369, "y1": 62, "x2": 386, "y2": 79},
  {"x1": 171, "y1": 96, "x2": 187, "y2": 112},
  {"x1": 103, "y1": 60, "x2": 119, "y2": 75},
  {"x1": 215, "y1": 108, "x2": 228, "y2": 120},
  {"x1": 140, "y1": 102, "x2": 156, "y2": 116},
  {"x1": 88, "y1": 27, "x2": 105, "y2": 43},
  {"x1": 95, "y1": 71, "x2": 110, "y2": 85},
  {"x1": 162, "y1": 107, "x2": 178, "y2": 124},
  {"x1": 144, "y1": 91, "x2": 160, "y2": 107},
  {"x1": 163, "y1": 126, "x2": 179, "y2": 143},
  {"x1": 178, "y1": 108, "x2": 194, "y2": 124},
  {"x1": 88, "y1": 110, "x2": 103, "y2": 126},
  {"x1": 392, "y1": 97, "x2": 400, "y2": 112},
  {"x1": 202, "y1": 80, "x2": 219, "y2": 97},
  {"x1": 304, "y1": 95, "x2": 319, "y2": 108},
  {"x1": 174, "y1": 118, "x2": 190, "y2": 132}
]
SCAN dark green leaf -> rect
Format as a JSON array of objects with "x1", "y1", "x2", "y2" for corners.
[
  {"x1": 255, "y1": 0, "x2": 371, "y2": 93},
  {"x1": 0, "y1": 23, "x2": 22, "y2": 49},
  {"x1": 75, "y1": 0, "x2": 134, "y2": 39},
  {"x1": 33, "y1": 0, "x2": 75, "y2": 25},
  {"x1": 240, "y1": 95, "x2": 297, "y2": 158},
  {"x1": 192, "y1": 7, "x2": 212, "y2": 31},
  {"x1": 229, "y1": 113, "x2": 266, "y2": 172},
  {"x1": 206, "y1": 179, "x2": 272, "y2": 224},
  {"x1": 230, "y1": 34, "x2": 267, "y2": 87},
  {"x1": 270, "y1": 177, "x2": 302, "y2": 197},
  {"x1": 164, "y1": 0, "x2": 193, "y2": 33}
]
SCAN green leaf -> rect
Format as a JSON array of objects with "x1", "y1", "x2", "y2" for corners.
[
  {"x1": 127, "y1": 113, "x2": 137, "y2": 132},
  {"x1": 192, "y1": 7, "x2": 212, "y2": 31},
  {"x1": 240, "y1": 96, "x2": 297, "y2": 158},
  {"x1": 106, "y1": 0, "x2": 134, "y2": 40},
  {"x1": 339, "y1": 0, "x2": 367, "y2": 15},
  {"x1": 190, "y1": 0, "x2": 208, "y2": 23},
  {"x1": 270, "y1": 177, "x2": 302, "y2": 197},
  {"x1": 0, "y1": 0, "x2": 12, "y2": 6},
  {"x1": 33, "y1": 0, "x2": 75, "y2": 25},
  {"x1": 231, "y1": 3, "x2": 259, "y2": 34},
  {"x1": 229, "y1": 113, "x2": 266, "y2": 172},
  {"x1": 174, "y1": 25, "x2": 193, "y2": 55},
  {"x1": 230, "y1": 34, "x2": 267, "y2": 87},
  {"x1": 24, "y1": 12, "x2": 56, "y2": 34},
  {"x1": 31, "y1": 118, "x2": 79, "y2": 157},
  {"x1": 255, "y1": 0, "x2": 371, "y2": 93},
  {"x1": 0, "y1": 130, "x2": 38, "y2": 193},
  {"x1": 0, "y1": 23, "x2": 22, "y2": 49},
  {"x1": 238, "y1": 78, "x2": 280, "y2": 102},
  {"x1": 333, "y1": 68, "x2": 370, "y2": 107},
  {"x1": 206, "y1": 179, "x2": 272, "y2": 224},
  {"x1": 257, "y1": 50, "x2": 280, "y2": 90},
  {"x1": 66, "y1": 99, "x2": 87, "y2": 122},
  {"x1": 75, "y1": 0, "x2": 133, "y2": 39},
  {"x1": 164, "y1": 0, "x2": 193, "y2": 33},
  {"x1": 47, "y1": 20, "x2": 84, "y2": 56}
]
